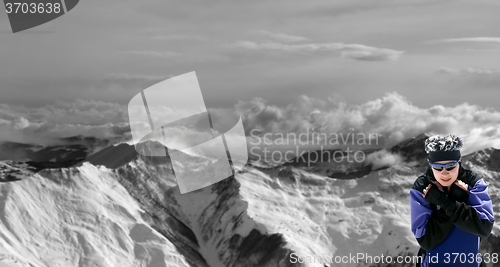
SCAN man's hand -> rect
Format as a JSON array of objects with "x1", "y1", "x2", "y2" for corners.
[
  {"x1": 423, "y1": 181, "x2": 444, "y2": 198},
  {"x1": 423, "y1": 182, "x2": 457, "y2": 213},
  {"x1": 449, "y1": 180, "x2": 469, "y2": 203},
  {"x1": 454, "y1": 180, "x2": 468, "y2": 191}
]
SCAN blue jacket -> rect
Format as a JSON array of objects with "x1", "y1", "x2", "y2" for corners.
[{"x1": 410, "y1": 167, "x2": 494, "y2": 266}]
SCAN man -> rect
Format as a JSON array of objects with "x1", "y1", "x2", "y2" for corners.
[{"x1": 410, "y1": 134, "x2": 494, "y2": 266}]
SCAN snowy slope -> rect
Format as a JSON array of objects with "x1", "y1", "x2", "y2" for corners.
[
  {"x1": 0, "y1": 163, "x2": 189, "y2": 267},
  {"x1": 238, "y1": 164, "x2": 421, "y2": 267},
  {"x1": 1, "y1": 152, "x2": 300, "y2": 267}
]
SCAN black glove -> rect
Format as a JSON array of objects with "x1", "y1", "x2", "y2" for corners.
[
  {"x1": 448, "y1": 182, "x2": 469, "y2": 203},
  {"x1": 424, "y1": 185, "x2": 456, "y2": 212}
]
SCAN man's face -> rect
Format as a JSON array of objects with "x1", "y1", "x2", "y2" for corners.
[{"x1": 431, "y1": 160, "x2": 460, "y2": 187}]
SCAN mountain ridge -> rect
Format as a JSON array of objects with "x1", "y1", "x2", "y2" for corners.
[{"x1": 1, "y1": 133, "x2": 499, "y2": 267}]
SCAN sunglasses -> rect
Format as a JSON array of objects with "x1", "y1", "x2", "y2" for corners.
[{"x1": 429, "y1": 159, "x2": 461, "y2": 171}]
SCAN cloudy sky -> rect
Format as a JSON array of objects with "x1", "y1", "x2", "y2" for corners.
[{"x1": 1, "y1": 0, "x2": 500, "y2": 153}]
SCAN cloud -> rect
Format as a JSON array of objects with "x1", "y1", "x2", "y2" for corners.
[
  {"x1": 233, "y1": 41, "x2": 404, "y2": 61},
  {"x1": 0, "y1": 99, "x2": 129, "y2": 144},
  {"x1": 340, "y1": 44, "x2": 404, "y2": 61},
  {"x1": 3, "y1": 93, "x2": 500, "y2": 158},
  {"x1": 13, "y1": 117, "x2": 30, "y2": 130},
  {"x1": 0, "y1": 98, "x2": 242, "y2": 156},
  {"x1": 38, "y1": 123, "x2": 123, "y2": 140},
  {"x1": 435, "y1": 67, "x2": 500, "y2": 87},
  {"x1": 463, "y1": 48, "x2": 500, "y2": 52},
  {"x1": 151, "y1": 35, "x2": 207, "y2": 41},
  {"x1": 255, "y1": 30, "x2": 310, "y2": 43},
  {"x1": 105, "y1": 73, "x2": 172, "y2": 83},
  {"x1": 102, "y1": 73, "x2": 172, "y2": 91},
  {"x1": 436, "y1": 67, "x2": 500, "y2": 75},
  {"x1": 124, "y1": 50, "x2": 181, "y2": 58},
  {"x1": 236, "y1": 93, "x2": 500, "y2": 155},
  {"x1": 0, "y1": 119, "x2": 54, "y2": 144},
  {"x1": 121, "y1": 50, "x2": 227, "y2": 63},
  {"x1": 365, "y1": 149, "x2": 404, "y2": 170},
  {"x1": 234, "y1": 41, "x2": 339, "y2": 52},
  {"x1": 432, "y1": 37, "x2": 500, "y2": 43}
]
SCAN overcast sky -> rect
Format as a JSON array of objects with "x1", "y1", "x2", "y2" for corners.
[
  {"x1": 2, "y1": 0, "x2": 500, "y2": 107},
  {"x1": 1, "y1": 0, "x2": 500, "y2": 152}
]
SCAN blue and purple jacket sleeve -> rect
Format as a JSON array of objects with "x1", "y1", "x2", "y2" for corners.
[{"x1": 410, "y1": 170, "x2": 494, "y2": 251}]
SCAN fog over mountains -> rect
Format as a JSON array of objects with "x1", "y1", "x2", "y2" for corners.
[{"x1": 0, "y1": 134, "x2": 498, "y2": 267}]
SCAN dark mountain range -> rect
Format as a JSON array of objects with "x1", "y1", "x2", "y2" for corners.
[
  {"x1": 246, "y1": 132, "x2": 496, "y2": 180},
  {"x1": 0, "y1": 135, "x2": 111, "y2": 163},
  {"x1": 2, "y1": 132, "x2": 495, "y2": 182}
]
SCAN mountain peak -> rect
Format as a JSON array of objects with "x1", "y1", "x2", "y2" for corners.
[
  {"x1": 389, "y1": 133, "x2": 430, "y2": 167},
  {"x1": 463, "y1": 147, "x2": 500, "y2": 172},
  {"x1": 85, "y1": 140, "x2": 185, "y2": 169}
]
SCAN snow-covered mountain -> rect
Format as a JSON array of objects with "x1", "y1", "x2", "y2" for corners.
[{"x1": 0, "y1": 135, "x2": 498, "y2": 267}]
